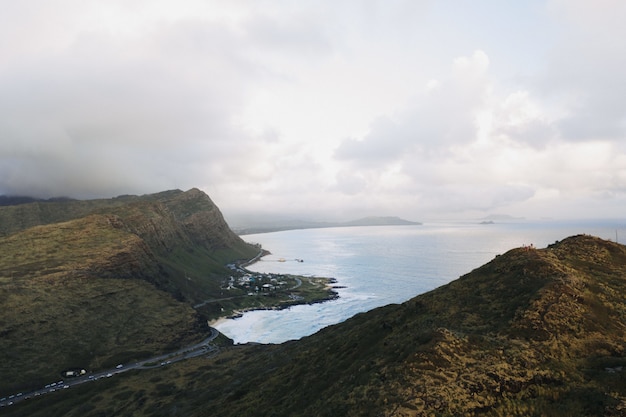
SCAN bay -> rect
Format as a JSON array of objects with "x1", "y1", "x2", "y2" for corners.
[{"x1": 214, "y1": 219, "x2": 625, "y2": 344}]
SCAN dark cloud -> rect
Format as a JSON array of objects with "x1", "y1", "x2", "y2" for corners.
[{"x1": 0, "y1": 16, "x2": 256, "y2": 198}]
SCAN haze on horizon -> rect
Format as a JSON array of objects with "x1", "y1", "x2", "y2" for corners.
[{"x1": 1, "y1": 1, "x2": 625, "y2": 222}]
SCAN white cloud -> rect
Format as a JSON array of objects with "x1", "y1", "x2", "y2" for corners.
[
  {"x1": 335, "y1": 50, "x2": 491, "y2": 166},
  {"x1": 542, "y1": 0, "x2": 626, "y2": 142},
  {"x1": 0, "y1": 1, "x2": 625, "y2": 220}
]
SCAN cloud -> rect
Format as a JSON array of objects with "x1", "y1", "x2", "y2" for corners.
[
  {"x1": 0, "y1": 1, "x2": 346, "y2": 200},
  {"x1": 0, "y1": 9, "x2": 261, "y2": 198},
  {"x1": 332, "y1": 51, "x2": 501, "y2": 206},
  {"x1": 335, "y1": 50, "x2": 491, "y2": 166},
  {"x1": 541, "y1": 0, "x2": 626, "y2": 142},
  {"x1": 330, "y1": 41, "x2": 626, "y2": 218},
  {"x1": 1, "y1": 1, "x2": 626, "y2": 220}
]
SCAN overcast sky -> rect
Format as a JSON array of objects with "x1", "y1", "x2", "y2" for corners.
[{"x1": 1, "y1": 0, "x2": 625, "y2": 221}]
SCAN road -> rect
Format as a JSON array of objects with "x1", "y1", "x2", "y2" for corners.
[
  {"x1": 290, "y1": 277, "x2": 302, "y2": 290},
  {"x1": 193, "y1": 295, "x2": 242, "y2": 309},
  {"x1": 238, "y1": 249, "x2": 265, "y2": 268},
  {"x1": 0, "y1": 326, "x2": 220, "y2": 408}
]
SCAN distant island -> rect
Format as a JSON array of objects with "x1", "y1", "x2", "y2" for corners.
[
  {"x1": 232, "y1": 216, "x2": 421, "y2": 235},
  {"x1": 480, "y1": 213, "x2": 525, "y2": 221}
]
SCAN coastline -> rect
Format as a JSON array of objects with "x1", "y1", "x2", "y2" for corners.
[
  {"x1": 208, "y1": 316, "x2": 229, "y2": 327},
  {"x1": 209, "y1": 281, "x2": 340, "y2": 325},
  {"x1": 237, "y1": 248, "x2": 270, "y2": 268},
  {"x1": 204, "y1": 251, "x2": 340, "y2": 327},
  {"x1": 208, "y1": 290, "x2": 339, "y2": 327}
]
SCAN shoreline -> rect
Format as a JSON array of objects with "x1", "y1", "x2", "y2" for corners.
[
  {"x1": 237, "y1": 248, "x2": 270, "y2": 268},
  {"x1": 208, "y1": 251, "x2": 340, "y2": 328},
  {"x1": 209, "y1": 287, "x2": 340, "y2": 327},
  {"x1": 208, "y1": 316, "x2": 229, "y2": 327}
]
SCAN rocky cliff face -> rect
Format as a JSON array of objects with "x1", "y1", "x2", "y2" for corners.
[{"x1": 147, "y1": 188, "x2": 250, "y2": 252}]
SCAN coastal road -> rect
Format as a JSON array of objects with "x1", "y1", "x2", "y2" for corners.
[
  {"x1": 193, "y1": 296, "x2": 241, "y2": 309},
  {"x1": 0, "y1": 327, "x2": 220, "y2": 408},
  {"x1": 238, "y1": 249, "x2": 265, "y2": 268},
  {"x1": 290, "y1": 277, "x2": 302, "y2": 290}
]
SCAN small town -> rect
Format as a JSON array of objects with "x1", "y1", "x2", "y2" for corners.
[{"x1": 224, "y1": 265, "x2": 292, "y2": 294}]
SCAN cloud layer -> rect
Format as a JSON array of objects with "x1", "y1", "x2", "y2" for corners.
[{"x1": 1, "y1": 1, "x2": 625, "y2": 220}]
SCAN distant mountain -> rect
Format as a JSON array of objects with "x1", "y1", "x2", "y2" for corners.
[
  {"x1": 233, "y1": 215, "x2": 421, "y2": 235},
  {"x1": 13, "y1": 234, "x2": 626, "y2": 416},
  {"x1": 342, "y1": 216, "x2": 421, "y2": 227}
]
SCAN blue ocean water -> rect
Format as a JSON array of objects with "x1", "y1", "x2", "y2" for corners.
[{"x1": 214, "y1": 219, "x2": 625, "y2": 344}]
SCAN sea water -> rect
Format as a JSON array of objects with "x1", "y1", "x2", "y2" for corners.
[{"x1": 214, "y1": 219, "x2": 625, "y2": 344}]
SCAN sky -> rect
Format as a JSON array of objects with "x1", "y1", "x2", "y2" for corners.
[{"x1": 1, "y1": 0, "x2": 626, "y2": 222}]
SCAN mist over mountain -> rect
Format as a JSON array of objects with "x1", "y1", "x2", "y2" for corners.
[{"x1": 0, "y1": 195, "x2": 75, "y2": 206}]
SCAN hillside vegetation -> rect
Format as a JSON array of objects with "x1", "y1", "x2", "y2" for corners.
[
  {"x1": 7, "y1": 234, "x2": 626, "y2": 416},
  {"x1": 0, "y1": 189, "x2": 260, "y2": 393}
]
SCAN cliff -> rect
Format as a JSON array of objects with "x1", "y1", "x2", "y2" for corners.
[{"x1": 0, "y1": 188, "x2": 252, "y2": 254}]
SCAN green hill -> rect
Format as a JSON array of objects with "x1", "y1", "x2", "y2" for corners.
[
  {"x1": 0, "y1": 189, "x2": 260, "y2": 394},
  {"x1": 5, "y1": 234, "x2": 626, "y2": 416},
  {"x1": 0, "y1": 188, "x2": 259, "y2": 298}
]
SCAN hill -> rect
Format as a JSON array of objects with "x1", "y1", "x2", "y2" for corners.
[
  {"x1": 233, "y1": 216, "x2": 421, "y2": 235},
  {"x1": 0, "y1": 188, "x2": 262, "y2": 393},
  {"x1": 6, "y1": 234, "x2": 626, "y2": 416},
  {"x1": 0, "y1": 188, "x2": 259, "y2": 298}
]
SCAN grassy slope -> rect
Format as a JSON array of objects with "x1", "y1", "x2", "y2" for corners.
[
  {"x1": 0, "y1": 189, "x2": 260, "y2": 394},
  {"x1": 8, "y1": 235, "x2": 626, "y2": 417},
  {"x1": 0, "y1": 189, "x2": 259, "y2": 303},
  {"x1": 0, "y1": 215, "x2": 204, "y2": 394}
]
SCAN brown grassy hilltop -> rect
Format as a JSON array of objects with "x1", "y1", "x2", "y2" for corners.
[{"x1": 5, "y1": 233, "x2": 626, "y2": 416}]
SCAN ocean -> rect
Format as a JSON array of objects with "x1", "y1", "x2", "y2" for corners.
[{"x1": 214, "y1": 219, "x2": 625, "y2": 344}]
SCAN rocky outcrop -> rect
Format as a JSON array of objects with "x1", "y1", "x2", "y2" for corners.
[{"x1": 156, "y1": 188, "x2": 251, "y2": 251}]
